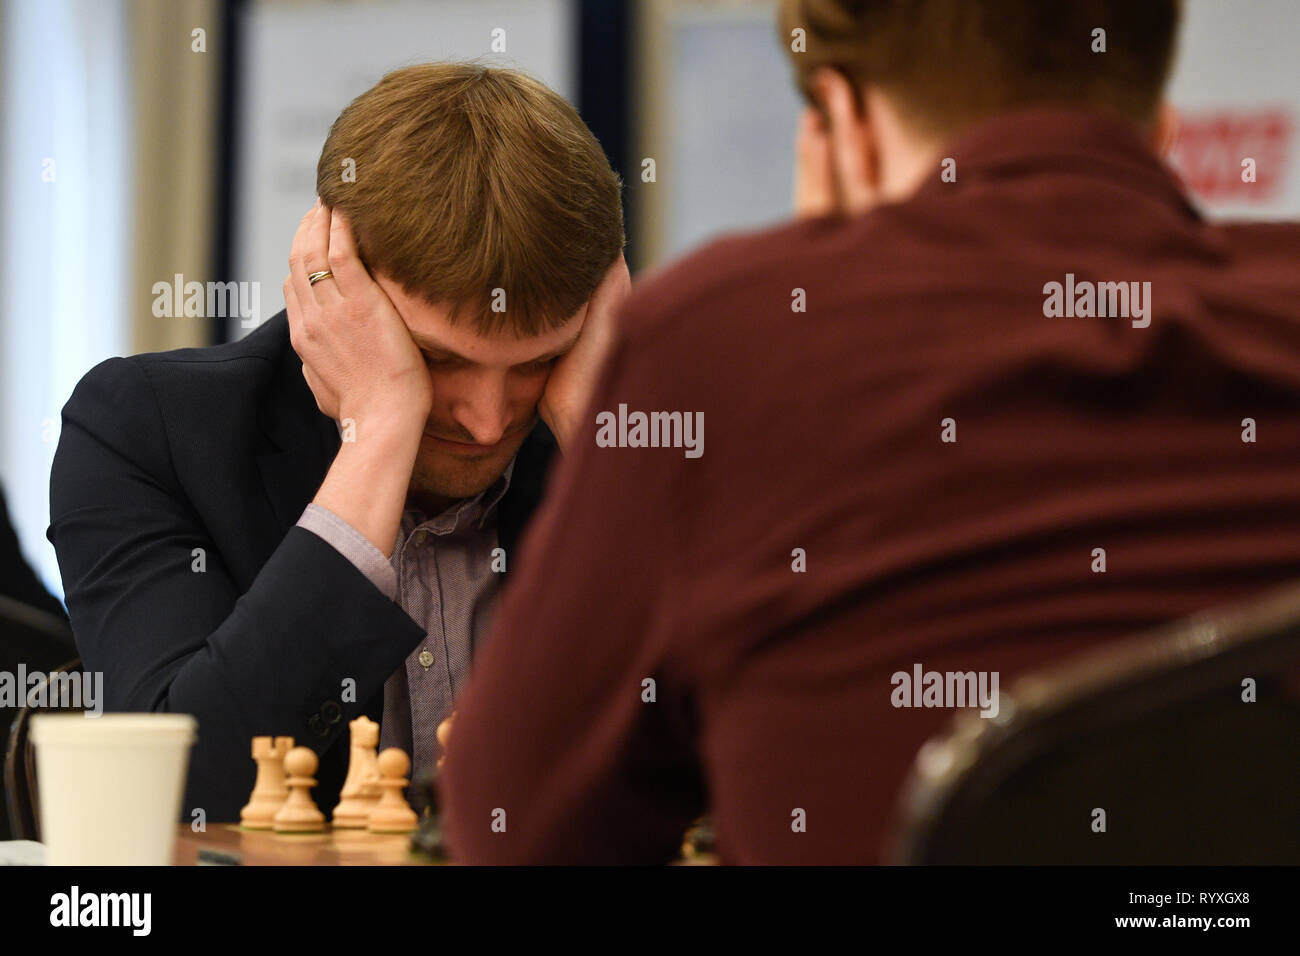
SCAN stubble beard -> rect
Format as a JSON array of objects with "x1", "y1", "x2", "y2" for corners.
[{"x1": 405, "y1": 426, "x2": 530, "y2": 513}]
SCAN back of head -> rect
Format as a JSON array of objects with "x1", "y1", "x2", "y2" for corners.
[
  {"x1": 317, "y1": 62, "x2": 624, "y2": 336},
  {"x1": 779, "y1": 0, "x2": 1182, "y2": 138}
]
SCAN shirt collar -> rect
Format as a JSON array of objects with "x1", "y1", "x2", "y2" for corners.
[
  {"x1": 913, "y1": 106, "x2": 1202, "y2": 223},
  {"x1": 478, "y1": 455, "x2": 516, "y2": 526},
  {"x1": 402, "y1": 453, "x2": 517, "y2": 535}
]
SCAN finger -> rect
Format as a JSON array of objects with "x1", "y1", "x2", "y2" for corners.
[
  {"x1": 794, "y1": 108, "x2": 835, "y2": 218},
  {"x1": 289, "y1": 201, "x2": 330, "y2": 309},
  {"x1": 326, "y1": 208, "x2": 374, "y2": 297},
  {"x1": 283, "y1": 272, "x2": 305, "y2": 348},
  {"x1": 610, "y1": 261, "x2": 631, "y2": 316},
  {"x1": 600, "y1": 252, "x2": 631, "y2": 302},
  {"x1": 820, "y1": 76, "x2": 874, "y2": 214},
  {"x1": 586, "y1": 255, "x2": 630, "y2": 333},
  {"x1": 303, "y1": 202, "x2": 343, "y2": 306},
  {"x1": 612, "y1": 252, "x2": 630, "y2": 290},
  {"x1": 286, "y1": 202, "x2": 317, "y2": 289}
]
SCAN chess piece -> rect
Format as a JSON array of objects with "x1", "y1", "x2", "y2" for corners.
[
  {"x1": 331, "y1": 716, "x2": 381, "y2": 828},
  {"x1": 239, "y1": 735, "x2": 294, "y2": 829},
  {"x1": 409, "y1": 767, "x2": 448, "y2": 862},
  {"x1": 435, "y1": 712, "x2": 454, "y2": 769},
  {"x1": 680, "y1": 816, "x2": 717, "y2": 860},
  {"x1": 272, "y1": 746, "x2": 327, "y2": 833},
  {"x1": 367, "y1": 748, "x2": 418, "y2": 833}
]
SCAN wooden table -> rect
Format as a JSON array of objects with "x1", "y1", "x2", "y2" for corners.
[{"x1": 172, "y1": 823, "x2": 438, "y2": 866}]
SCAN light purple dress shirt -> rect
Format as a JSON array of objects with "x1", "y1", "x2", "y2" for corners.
[{"x1": 296, "y1": 457, "x2": 514, "y2": 805}]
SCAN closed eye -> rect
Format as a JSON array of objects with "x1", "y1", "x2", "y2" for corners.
[
  {"x1": 422, "y1": 352, "x2": 558, "y2": 373},
  {"x1": 519, "y1": 357, "x2": 559, "y2": 373},
  {"x1": 423, "y1": 352, "x2": 465, "y2": 369}
]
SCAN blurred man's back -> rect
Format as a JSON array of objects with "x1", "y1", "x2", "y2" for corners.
[{"x1": 442, "y1": 0, "x2": 1300, "y2": 863}]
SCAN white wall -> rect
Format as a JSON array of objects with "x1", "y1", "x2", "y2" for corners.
[
  {"x1": 1166, "y1": 0, "x2": 1300, "y2": 219},
  {"x1": 230, "y1": 0, "x2": 575, "y2": 339},
  {"x1": 0, "y1": 0, "x2": 132, "y2": 602},
  {"x1": 638, "y1": 0, "x2": 1300, "y2": 264}
]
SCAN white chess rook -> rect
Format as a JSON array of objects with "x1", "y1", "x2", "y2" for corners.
[{"x1": 240, "y1": 735, "x2": 294, "y2": 829}]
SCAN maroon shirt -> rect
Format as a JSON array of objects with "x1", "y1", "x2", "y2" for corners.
[{"x1": 440, "y1": 108, "x2": 1300, "y2": 864}]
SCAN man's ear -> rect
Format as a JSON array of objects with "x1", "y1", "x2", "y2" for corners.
[{"x1": 1150, "y1": 101, "x2": 1180, "y2": 157}]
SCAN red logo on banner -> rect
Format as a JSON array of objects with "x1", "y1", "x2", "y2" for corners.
[{"x1": 1168, "y1": 109, "x2": 1292, "y2": 202}]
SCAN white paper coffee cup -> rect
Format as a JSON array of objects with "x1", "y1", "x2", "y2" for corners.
[{"x1": 32, "y1": 713, "x2": 197, "y2": 866}]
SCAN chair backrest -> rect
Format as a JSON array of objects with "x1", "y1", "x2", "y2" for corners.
[
  {"x1": 0, "y1": 596, "x2": 77, "y2": 841},
  {"x1": 885, "y1": 581, "x2": 1300, "y2": 864},
  {"x1": 4, "y1": 657, "x2": 84, "y2": 841}
]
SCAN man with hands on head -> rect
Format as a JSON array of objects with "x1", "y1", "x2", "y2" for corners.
[
  {"x1": 48, "y1": 63, "x2": 628, "y2": 821},
  {"x1": 288, "y1": 199, "x2": 626, "y2": 567}
]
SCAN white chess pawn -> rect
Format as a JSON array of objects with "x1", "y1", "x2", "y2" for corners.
[
  {"x1": 272, "y1": 746, "x2": 326, "y2": 833},
  {"x1": 367, "y1": 748, "x2": 419, "y2": 833}
]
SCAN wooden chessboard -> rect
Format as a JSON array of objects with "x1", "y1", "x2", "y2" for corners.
[
  {"x1": 172, "y1": 823, "x2": 439, "y2": 866},
  {"x1": 171, "y1": 823, "x2": 719, "y2": 865}
]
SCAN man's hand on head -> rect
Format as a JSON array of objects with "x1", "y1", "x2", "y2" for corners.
[
  {"x1": 794, "y1": 68, "x2": 879, "y2": 218},
  {"x1": 284, "y1": 200, "x2": 433, "y2": 435},
  {"x1": 538, "y1": 252, "x2": 631, "y2": 453},
  {"x1": 288, "y1": 200, "x2": 436, "y2": 557},
  {"x1": 795, "y1": 106, "x2": 838, "y2": 219}
]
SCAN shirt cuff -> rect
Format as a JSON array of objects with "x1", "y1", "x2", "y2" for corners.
[{"x1": 296, "y1": 503, "x2": 398, "y2": 601}]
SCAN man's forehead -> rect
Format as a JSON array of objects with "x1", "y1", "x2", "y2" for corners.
[
  {"x1": 407, "y1": 320, "x2": 582, "y2": 356},
  {"x1": 376, "y1": 273, "x2": 585, "y2": 362}
]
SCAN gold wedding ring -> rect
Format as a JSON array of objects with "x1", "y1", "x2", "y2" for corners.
[{"x1": 307, "y1": 270, "x2": 334, "y2": 286}]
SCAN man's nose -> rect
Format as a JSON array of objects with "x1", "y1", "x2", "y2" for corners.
[{"x1": 450, "y1": 375, "x2": 513, "y2": 445}]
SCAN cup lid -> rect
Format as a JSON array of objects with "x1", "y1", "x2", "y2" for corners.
[{"x1": 31, "y1": 713, "x2": 197, "y2": 745}]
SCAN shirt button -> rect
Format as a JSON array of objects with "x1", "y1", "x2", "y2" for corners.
[{"x1": 418, "y1": 649, "x2": 435, "y2": 669}]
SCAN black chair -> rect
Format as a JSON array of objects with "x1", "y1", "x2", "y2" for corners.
[
  {"x1": 1, "y1": 594, "x2": 79, "y2": 841},
  {"x1": 886, "y1": 581, "x2": 1300, "y2": 864},
  {"x1": 4, "y1": 656, "x2": 84, "y2": 842}
]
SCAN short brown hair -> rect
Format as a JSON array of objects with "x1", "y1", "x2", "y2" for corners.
[
  {"x1": 317, "y1": 62, "x2": 624, "y2": 336},
  {"x1": 778, "y1": 0, "x2": 1181, "y2": 136}
]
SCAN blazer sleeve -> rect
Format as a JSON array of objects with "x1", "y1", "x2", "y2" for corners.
[
  {"x1": 47, "y1": 356, "x2": 425, "y2": 821},
  {"x1": 0, "y1": 484, "x2": 66, "y2": 620}
]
